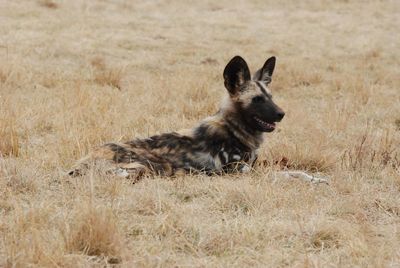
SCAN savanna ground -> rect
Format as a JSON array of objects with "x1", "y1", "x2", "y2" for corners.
[{"x1": 0, "y1": 0, "x2": 399, "y2": 267}]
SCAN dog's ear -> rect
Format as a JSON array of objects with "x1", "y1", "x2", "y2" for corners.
[
  {"x1": 223, "y1": 56, "x2": 251, "y2": 95},
  {"x1": 253, "y1": 56, "x2": 276, "y2": 84}
]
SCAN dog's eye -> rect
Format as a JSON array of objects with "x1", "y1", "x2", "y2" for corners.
[{"x1": 252, "y1": 96, "x2": 265, "y2": 103}]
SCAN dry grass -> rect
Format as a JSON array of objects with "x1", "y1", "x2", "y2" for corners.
[
  {"x1": 1, "y1": 0, "x2": 400, "y2": 266},
  {"x1": 38, "y1": 0, "x2": 58, "y2": 9},
  {"x1": 0, "y1": 119, "x2": 19, "y2": 157},
  {"x1": 91, "y1": 57, "x2": 124, "y2": 90}
]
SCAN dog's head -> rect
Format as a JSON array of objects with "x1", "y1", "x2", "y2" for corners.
[{"x1": 223, "y1": 56, "x2": 285, "y2": 132}]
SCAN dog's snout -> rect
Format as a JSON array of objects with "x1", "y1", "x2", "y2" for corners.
[{"x1": 276, "y1": 110, "x2": 285, "y2": 121}]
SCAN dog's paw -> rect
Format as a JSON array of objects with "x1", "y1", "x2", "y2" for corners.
[
  {"x1": 113, "y1": 168, "x2": 130, "y2": 178},
  {"x1": 240, "y1": 164, "x2": 251, "y2": 173}
]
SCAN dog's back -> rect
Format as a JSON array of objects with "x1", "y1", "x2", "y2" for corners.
[{"x1": 68, "y1": 115, "x2": 259, "y2": 180}]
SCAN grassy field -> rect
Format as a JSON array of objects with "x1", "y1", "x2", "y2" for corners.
[{"x1": 1, "y1": 0, "x2": 400, "y2": 267}]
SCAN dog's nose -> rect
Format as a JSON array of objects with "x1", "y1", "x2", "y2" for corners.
[{"x1": 276, "y1": 111, "x2": 285, "y2": 121}]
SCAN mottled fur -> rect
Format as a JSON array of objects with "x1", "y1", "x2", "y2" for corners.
[{"x1": 69, "y1": 56, "x2": 327, "y2": 184}]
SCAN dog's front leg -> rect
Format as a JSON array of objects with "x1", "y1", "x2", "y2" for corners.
[
  {"x1": 240, "y1": 164, "x2": 252, "y2": 173},
  {"x1": 112, "y1": 162, "x2": 148, "y2": 183},
  {"x1": 275, "y1": 171, "x2": 329, "y2": 184},
  {"x1": 221, "y1": 162, "x2": 252, "y2": 174}
]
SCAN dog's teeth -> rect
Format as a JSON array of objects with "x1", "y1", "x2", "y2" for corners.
[{"x1": 254, "y1": 117, "x2": 276, "y2": 129}]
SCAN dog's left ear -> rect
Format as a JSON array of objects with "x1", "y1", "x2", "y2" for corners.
[
  {"x1": 223, "y1": 56, "x2": 251, "y2": 95},
  {"x1": 253, "y1": 56, "x2": 276, "y2": 84}
]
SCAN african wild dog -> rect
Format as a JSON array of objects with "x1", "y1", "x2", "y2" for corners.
[{"x1": 69, "y1": 56, "x2": 327, "y2": 184}]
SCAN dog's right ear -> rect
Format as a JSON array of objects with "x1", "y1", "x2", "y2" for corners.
[
  {"x1": 253, "y1": 56, "x2": 276, "y2": 85},
  {"x1": 223, "y1": 56, "x2": 251, "y2": 95}
]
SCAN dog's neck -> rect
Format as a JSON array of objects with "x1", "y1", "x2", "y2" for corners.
[
  {"x1": 223, "y1": 112, "x2": 263, "y2": 151},
  {"x1": 218, "y1": 97, "x2": 264, "y2": 151}
]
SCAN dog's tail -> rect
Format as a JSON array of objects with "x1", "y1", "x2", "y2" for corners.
[
  {"x1": 67, "y1": 154, "x2": 94, "y2": 176},
  {"x1": 67, "y1": 148, "x2": 149, "y2": 183},
  {"x1": 67, "y1": 145, "x2": 117, "y2": 176}
]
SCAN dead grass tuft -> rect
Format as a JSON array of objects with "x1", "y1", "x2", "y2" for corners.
[
  {"x1": 128, "y1": 189, "x2": 173, "y2": 216},
  {"x1": 0, "y1": 118, "x2": 19, "y2": 157},
  {"x1": 39, "y1": 72, "x2": 58, "y2": 88},
  {"x1": 341, "y1": 128, "x2": 399, "y2": 171},
  {"x1": 373, "y1": 198, "x2": 400, "y2": 217},
  {"x1": 308, "y1": 228, "x2": 342, "y2": 251},
  {"x1": 0, "y1": 69, "x2": 8, "y2": 84},
  {"x1": 201, "y1": 57, "x2": 218, "y2": 65},
  {"x1": 264, "y1": 146, "x2": 336, "y2": 172},
  {"x1": 395, "y1": 119, "x2": 400, "y2": 131},
  {"x1": 65, "y1": 206, "x2": 123, "y2": 262},
  {"x1": 38, "y1": 0, "x2": 58, "y2": 9},
  {"x1": 0, "y1": 66, "x2": 15, "y2": 86},
  {"x1": 213, "y1": 187, "x2": 264, "y2": 215},
  {"x1": 91, "y1": 57, "x2": 124, "y2": 90}
]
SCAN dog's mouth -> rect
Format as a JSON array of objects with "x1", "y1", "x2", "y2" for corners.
[{"x1": 253, "y1": 116, "x2": 276, "y2": 132}]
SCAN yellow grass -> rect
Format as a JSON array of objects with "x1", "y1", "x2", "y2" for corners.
[{"x1": 1, "y1": 0, "x2": 399, "y2": 266}]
